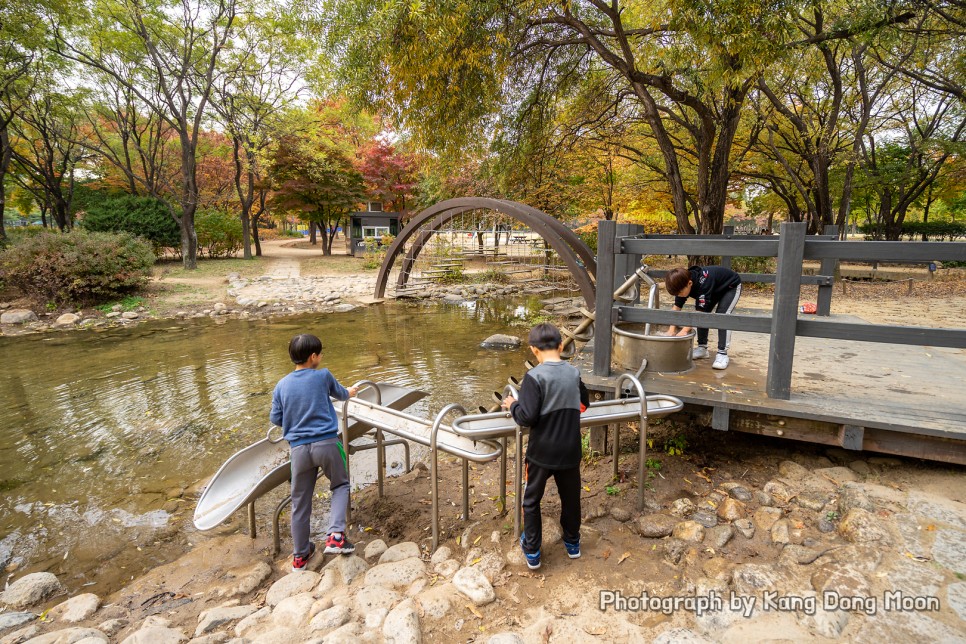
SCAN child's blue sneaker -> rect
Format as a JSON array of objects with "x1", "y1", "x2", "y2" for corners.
[
  {"x1": 520, "y1": 534, "x2": 541, "y2": 570},
  {"x1": 564, "y1": 539, "x2": 581, "y2": 559}
]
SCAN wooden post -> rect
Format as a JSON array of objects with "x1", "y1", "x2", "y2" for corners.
[
  {"x1": 721, "y1": 225, "x2": 735, "y2": 270},
  {"x1": 767, "y1": 222, "x2": 806, "y2": 400},
  {"x1": 594, "y1": 220, "x2": 616, "y2": 377},
  {"x1": 817, "y1": 225, "x2": 838, "y2": 316},
  {"x1": 592, "y1": 220, "x2": 617, "y2": 454}
]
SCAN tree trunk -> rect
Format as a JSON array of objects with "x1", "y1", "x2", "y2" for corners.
[
  {"x1": 181, "y1": 207, "x2": 199, "y2": 268},
  {"x1": 309, "y1": 221, "x2": 317, "y2": 245},
  {"x1": 0, "y1": 124, "x2": 10, "y2": 242}
]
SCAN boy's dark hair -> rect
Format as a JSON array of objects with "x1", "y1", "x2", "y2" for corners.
[
  {"x1": 665, "y1": 267, "x2": 691, "y2": 296},
  {"x1": 528, "y1": 322, "x2": 562, "y2": 350},
  {"x1": 289, "y1": 333, "x2": 322, "y2": 364}
]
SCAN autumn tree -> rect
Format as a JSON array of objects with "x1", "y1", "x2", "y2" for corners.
[
  {"x1": 357, "y1": 139, "x2": 417, "y2": 213},
  {"x1": 269, "y1": 104, "x2": 367, "y2": 255}
]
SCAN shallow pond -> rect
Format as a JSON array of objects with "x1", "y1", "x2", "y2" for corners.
[{"x1": 0, "y1": 299, "x2": 539, "y2": 594}]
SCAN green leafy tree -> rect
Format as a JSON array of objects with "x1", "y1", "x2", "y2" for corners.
[{"x1": 54, "y1": 0, "x2": 238, "y2": 268}]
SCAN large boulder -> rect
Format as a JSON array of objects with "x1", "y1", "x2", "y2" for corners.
[
  {"x1": 0, "y1": 310, "x2": 38, "y2": 325},
  {"x1": 383, "y1": 599, "x2": 420, "y2": 644},
  {"x1": 265, "y1": 571, "x2": 320, "y2": 607},
  {"x1": 452, "y1": 567, "x2": 495, "y2": 606},
  {"x1": 0, "y1": 573, "x2": 63, "y2": 609},
  {"x1": 363, "y1": 557, "x2": 426, "y2": 589},
  {"x1": 48, "y1": 594, "x2": 100, "y2": 623}
]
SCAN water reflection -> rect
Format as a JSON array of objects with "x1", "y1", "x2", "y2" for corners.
[{"x1": 0, "y1": 298, "x2": 542, "y2": 593}]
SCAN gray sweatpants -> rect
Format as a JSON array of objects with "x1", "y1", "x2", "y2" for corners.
[{"x1": 290, "y1": 438, "x2": 350, "y2": 558}]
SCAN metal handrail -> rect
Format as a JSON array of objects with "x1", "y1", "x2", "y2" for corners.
[
  {"x1": 431, "y1": 403, "x2": 467, "y2": 550},
  {"x1": 449, "y1": 374, "x2": 682, "y2": 540}
]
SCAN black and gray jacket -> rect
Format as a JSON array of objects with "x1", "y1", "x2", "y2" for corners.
[
  {"x1": 674, "y1": 265, "x2": 741, "y2": 311},
  {"x1": 509, "y1": 360, "x2": 590, "y2": 469}
]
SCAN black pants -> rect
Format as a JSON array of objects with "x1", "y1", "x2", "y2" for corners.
[
  {"x1": 521, "y1": 460, "x2": 581, "y2": 554},
  {"x1": 696, "y1": 284, "x2": 742, "y2": 352}
]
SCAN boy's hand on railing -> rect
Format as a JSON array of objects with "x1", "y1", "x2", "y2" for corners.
[
  {"x1": 347, "y1": 386, "x2": 359, "y2": 397},
  {"x1": 501, "y1": 395, "x2": 516, "y2": 410}
]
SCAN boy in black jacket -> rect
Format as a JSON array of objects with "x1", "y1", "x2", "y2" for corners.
[
  {"x1": 665, "y1": 265, "x2": 742, "y2": 370},
  {"x1": 502, "y1": 323, "x2": 589, "y2": 570}
]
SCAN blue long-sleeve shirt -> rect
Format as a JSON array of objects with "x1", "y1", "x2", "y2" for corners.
[{"x1": 270, "y1": 368, "x2": 350, "y2": 447}]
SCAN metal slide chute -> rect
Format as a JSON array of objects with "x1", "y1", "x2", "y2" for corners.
[{"x1": 192, "y1": 382, "x2": 428, "y2": 532}]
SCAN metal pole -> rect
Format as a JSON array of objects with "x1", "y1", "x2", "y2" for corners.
[
  {"x1": 462, "y1": 459, "x2": 470, "y2": 520},
  {"x1": 767, "y1": 222, "x2": 807, "y2": 399},
  {"x1": 341, "y1": 401, "x2": 352, "y2": 525},
  {"x1": 272, "y1": 496, "x2": 292, "y2": 556},
  {"x1": 376, "y1": 428, "x2": 385, "y2": 498},
  {"x1": 248, "y1": 502, "x2": 256, "y2": 539},
  {"x1": 612, "y1": 422, "x2": 620, "y2": 481},
  {"x1": 514, "y1": 428, "x2": 524, "y2": 540},
  {"x1": 430, "y1": 403, "x2": 465, "y2": 551},
  {"x1": 817, "y1": 225, "x2": 839, "y2": 316},
  {"x1": 499, "y1": 437, "x2": 507, "y2": 515}
]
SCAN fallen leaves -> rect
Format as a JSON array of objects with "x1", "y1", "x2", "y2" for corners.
[{"x1": 617, "y1": 552, "x2": 630, "y2": 565}]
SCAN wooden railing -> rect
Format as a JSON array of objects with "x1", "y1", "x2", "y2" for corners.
[{"x1": 593, "y1": 220, "x2": 966, "y2": 400}]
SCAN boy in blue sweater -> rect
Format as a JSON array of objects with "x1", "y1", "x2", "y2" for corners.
[{"x1": 270, "y1": 334, "x2": 359, "y2": 571}]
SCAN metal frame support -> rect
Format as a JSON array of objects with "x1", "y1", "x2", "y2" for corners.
[
  {"x1": 431, "y1": 403, "x2": 467, "y2": 551},
  {"x1": 248, "y1": 502, "x2": 256, "y2": 538},
  {"x1": 595, "y1": 220, "x2": 617, "y2": 377},
  {"x1": 712, "y1": 407, "x2": 730, "y2": 431},
  {"x1": 272, "y1": 496, "x2": 292, "y2": 556},
  {"x1": 817, "y1": 225, "x2": 839, "y2": 316},
  {"x1": 767, "y1": 222, "x2": 807, "y2": 399}
]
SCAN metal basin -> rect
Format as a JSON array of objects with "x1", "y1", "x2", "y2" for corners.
[{"x1": 612, "y1": 322, "x2": 694, "y2": 374}]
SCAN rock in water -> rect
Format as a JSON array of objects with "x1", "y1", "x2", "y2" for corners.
[
  {"x1": 0, "y1": 572, "x2": 63, "y2": 609},
  {"x1": 480, "y1": 334, "x2": 522, "y2": 349},
  {"x1": 0, "y1": 309, "x2": 38, "y2": 325}
]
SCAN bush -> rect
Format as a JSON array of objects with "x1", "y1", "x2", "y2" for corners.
[
  {"x1": 196, "y1": 208, "x2": 243, "y2": 258},
  {"x1": 81, "y1": 194, "x2": 180, "y2": 257},
  {"x1": 731, "y1": 256, "x2": 776, "y2": 274},
  {"x1": 0, "y1": 229, "x2": 154, "y2": 305},
  {"x1": 858, "y1": 220, "x2": 966, "y2": 240}
]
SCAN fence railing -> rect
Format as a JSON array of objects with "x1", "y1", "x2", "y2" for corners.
[{"x1": 593, "y1": 220, "x2": 966, "y2": 400}]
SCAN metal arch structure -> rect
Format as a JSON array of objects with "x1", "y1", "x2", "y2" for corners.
[{"x1": 374, "y1": 197, "x2": 598, "y2": 308}]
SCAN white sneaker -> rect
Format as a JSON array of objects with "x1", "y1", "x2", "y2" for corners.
[
  {"x1": 712, "y1": 353, "x2": 730, "y2": 370},
  {"x1": 692, "y1": 346, "x2": 709, "y2": 360}
]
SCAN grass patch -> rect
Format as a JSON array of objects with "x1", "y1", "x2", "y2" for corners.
[
  {"x1": 95, "y1": 295, "x2": 145, "y2": 312},
  {"x1": 154, "y1": 257, "x2": 267, "y2": 280}
]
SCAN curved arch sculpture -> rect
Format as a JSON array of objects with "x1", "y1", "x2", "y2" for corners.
[{"x1": 374, "y1": 198, "x2": 598, "y2": 309}]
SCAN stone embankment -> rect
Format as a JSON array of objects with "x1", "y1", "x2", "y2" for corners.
[{"x1": 3, "y1": 452, "x2": 965, "y2": 643}]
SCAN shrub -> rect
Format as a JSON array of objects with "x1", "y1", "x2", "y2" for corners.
[
  {"x1": 0, "y1": 229, "x2": 154, "y2": 305},
  {"x1": 81, "y1": 194, "x2": 180, "y2": 257},
  {"x1": 196, "y1": 208, "x2": 243, "y2": 258},
  {"x1": 731, "y1": 256, "x2": 775, "y2": 274}
]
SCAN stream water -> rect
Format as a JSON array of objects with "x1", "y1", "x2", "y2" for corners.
[{"x1": 0, "y1": 299, "x2": 539, "y2": 595}]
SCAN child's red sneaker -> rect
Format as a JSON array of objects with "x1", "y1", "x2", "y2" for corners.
[
  {"x1": 292, "y1": 542, "x2": 316, "y2": 572},
  {"x1": 323, "y1": 532, "x2": 356, "y2": 554}
]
